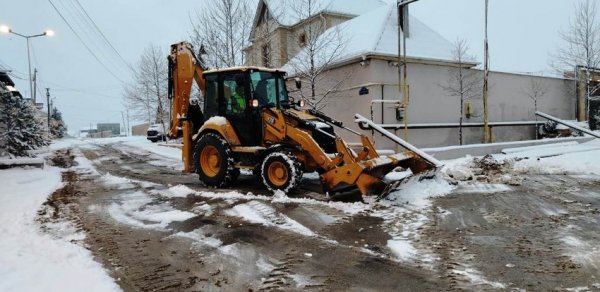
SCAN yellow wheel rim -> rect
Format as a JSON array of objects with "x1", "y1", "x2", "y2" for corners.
[
  {"x1": 267, "y1": 161, "x2": 289, "y2": 187},
  {"x1": 200, "y1": 145, "x2": 220, "y2": 177}
]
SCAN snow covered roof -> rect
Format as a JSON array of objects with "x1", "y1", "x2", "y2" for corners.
[
  {"x1": 283, "y1": 3, "x2": 457, "y2": 73},
  {"x1": 263, "y1": 0, "x2": 387, "y2": 27}
]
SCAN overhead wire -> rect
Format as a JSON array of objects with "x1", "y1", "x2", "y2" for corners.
[
  {"x1": 48, "y1": 0, "x2": 127, "y2": 84},
  {"x1": 59, "y1": 0, "x2": 126, "y2": 74},
  {"x1": 72, "y1": 0, "x2": 135, "y2": 73}
]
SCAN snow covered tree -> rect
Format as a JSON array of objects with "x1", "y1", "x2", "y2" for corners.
[
  {"x1": 189, "y1": 0, "x2": 253, "y2": 68},
  {"x1": 441, "y1": 39, "x2": 482, "y2": 145},
  {"x1": 0, "y1": 93, "x2": 50, "y2": 157},
  {"x1": 50, "y1": 107, "x2": 67, "y2": 139}
]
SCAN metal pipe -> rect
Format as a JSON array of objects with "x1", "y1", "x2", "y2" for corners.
[
  {"x1": 355, "y1": 114, "x2": 444, "y2": 168},
  {"x1": 536, "y1": 111, "x2": 600, "y2": 139},
  {"x1": 372, "y1": 121, "x2": 544, "y2": 129},
  {"x1": 381, "y1": 84, "x2": 384, "y2": 125}
]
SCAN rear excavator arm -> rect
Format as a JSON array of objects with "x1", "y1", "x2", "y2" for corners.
[{"x1": 167, "y1": 42, "x2": 206, "y2": 173}]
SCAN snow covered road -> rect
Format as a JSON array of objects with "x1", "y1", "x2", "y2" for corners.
[{"x1": 3, "y1": 137, "x2": 600, "y2": 291}]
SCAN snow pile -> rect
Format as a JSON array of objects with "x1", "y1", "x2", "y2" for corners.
[
  {"x1": 441, "y1": 157, "x2": 475, "y2": 181},
  {"x1": 159, "y1": 185, "x2": 196, "y2": 198},
  {"x1": 225, "y1": 201, "x2": 315, "y2": 236},
  {"x1": 387, "y1": 240, "x2": 419, "y2": 261},
  {"x1": 382, "y1": 176, "x2": 455, "y2": 208},
  {"x1": 0, "y1": 167, "x2": 120, "y2": 292},
  {"x1": 106, "y1": 191, "x2": 196, "y2": 230}
]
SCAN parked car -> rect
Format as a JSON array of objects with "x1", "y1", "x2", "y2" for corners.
[{"x1": 147, "y1": 124, "x2": 167, "y2": 142}]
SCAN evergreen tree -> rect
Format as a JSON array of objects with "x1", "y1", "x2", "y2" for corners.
[
  {"x1": 0, "y1": 93, "x2": 50, "y2": 157},
  {"x1": 50, "y1": 107, "x2": 67, "y2": 139}
]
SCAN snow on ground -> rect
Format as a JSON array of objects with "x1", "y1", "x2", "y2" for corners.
[
  {"x1": 0, "y1": 166, "x2": 120, "y2": 292},
  {"x1": 172, "y1": 228, "x2": 223, "y2": 248},
  {"x1": 51, "y1": 137, "x2": 182, "y2": 170},
  {"x1": 504, "y1": 140, "x2": 600, "y2": 175},
  {"x1": 225, "y1": 201, "x2": 315, "y2": 236},
  {"x1": 560, "y1": 231, "x2": 600, "y2": 270},
  {"x1": 376, "y1": 176, "x2": 455, "y2": 263}
]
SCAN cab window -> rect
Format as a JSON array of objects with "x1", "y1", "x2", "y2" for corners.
[
  {"x1": 223, "y1": 74, "x2": 247, "y2": 116},
  {"x1": 203, "y1": 74, "x2": 219, "y2": 120},
  {"x1": 250, "y1": 71, "x2": 288, "y2": 107}
]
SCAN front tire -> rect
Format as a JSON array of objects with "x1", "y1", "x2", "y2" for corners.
[
  {"x1": 193, "y1": 133, "x2": 239, "y2": 188},
  {"x1": 261, "y1": 152, "x2": 303, "y2": 193}
]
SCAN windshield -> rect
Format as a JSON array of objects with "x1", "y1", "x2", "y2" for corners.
[{"x1": 250, "y1": 71, "x2": 289, "y2": 108}]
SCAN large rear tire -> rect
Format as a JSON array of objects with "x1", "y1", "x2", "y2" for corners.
[
  {"x1": 193, "y1": 133, "x2": 239, "y2": 188},
  {"x1": 261, "y1": 152, "x2": 303, "y2": 193}
]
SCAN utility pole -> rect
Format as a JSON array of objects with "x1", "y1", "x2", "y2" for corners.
[
  {"x1": 46, "y1": 88, "x2": 51, "y2": 131},
  {"x1": 32, "y1": 68, "x2": 37, "y2": 104},
  {"x1": 121, "y1": 111, "x2": 126, "y2": 136},
  {"x1": 126, "y1": 110, "x2": 130, "y2": 136},
  {"x1": 482, "y1": 0, "x2": 491, "y2": 143},
  {"x1": 398, "y1": 0, "x2": 418, "y2": 141}
]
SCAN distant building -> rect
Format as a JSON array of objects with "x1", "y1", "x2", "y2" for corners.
[{"x1": 97, "y1": 123, "x2": 120, "y2": 136}]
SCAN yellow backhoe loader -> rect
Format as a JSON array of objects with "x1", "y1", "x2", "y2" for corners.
[{"x1": 167, "y1": 41, "x2": 442, "y2": 196}]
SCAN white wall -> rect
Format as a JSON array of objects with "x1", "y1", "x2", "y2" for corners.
[{"x1": 310, "y1": 58, "x2": 575, "y2": 148}]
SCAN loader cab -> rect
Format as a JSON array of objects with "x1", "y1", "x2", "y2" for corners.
[{"x1": 202, "y1": 67, "x2": 289, "y2": 146}]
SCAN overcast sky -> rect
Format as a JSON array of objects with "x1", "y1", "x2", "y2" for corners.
[{"x1": 0, "y1": 0, "x2": 593, "y2": 134}]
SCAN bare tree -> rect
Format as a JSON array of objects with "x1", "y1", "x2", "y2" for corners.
[
  {"x1": 189, "y1": 0, "x2": 253, "y2": 68},
  {"x1": 287, "y1": 0, "x2": 348, "y2": 110},
  {"x1": 441, "y1": 39, "x2": 481, "y2": 145},
  {"x1": 124, "y1": 44, "x2": 168, "y2": 128},
  {"x1": 522, "y1": 77, "x2": 549, "y2": 139},
  {"x1": 553, "y1": 0, "x2": 600, "y2": 120}
]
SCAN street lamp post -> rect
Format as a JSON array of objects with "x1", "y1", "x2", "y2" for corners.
[{"x1": 0, "y1": 25, "x2": 54, "y2": 104}]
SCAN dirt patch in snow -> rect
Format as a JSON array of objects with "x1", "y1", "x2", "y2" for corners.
[{"x1": 47, "y1": 149, "x2": 77, "y2": 168}]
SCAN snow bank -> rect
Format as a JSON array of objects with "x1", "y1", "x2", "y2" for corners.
[
  {"x1": 511, "y1": 140, "x2": 600, "y2": 175},
  {"x1": 0, "y1": 167, "x2": 120, "y2": 292}
]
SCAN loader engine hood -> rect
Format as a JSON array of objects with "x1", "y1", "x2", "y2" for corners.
[{"x1": 287, "y1": 109, "x2": 337, "y2": 154}]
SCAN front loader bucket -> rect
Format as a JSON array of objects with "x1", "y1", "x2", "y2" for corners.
[{"x1": 321, "y1": 114, "x2": 444, "y2": 197}]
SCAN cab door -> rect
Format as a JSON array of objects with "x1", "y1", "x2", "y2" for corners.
[{"x1": 222, "y1": 73, "x2": 260, "y2": 146}]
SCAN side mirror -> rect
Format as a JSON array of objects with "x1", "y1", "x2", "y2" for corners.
[{"x1": 295, "y1": 78, "x2": 302, "y2": 89}]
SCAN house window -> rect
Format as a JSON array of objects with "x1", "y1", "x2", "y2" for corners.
[
  {"x1": 262, "y1": 43, "x2": 271, "y2": 67},
  {"x1": 298, "y1": 33, "x2": 307, "y2": 47}
]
